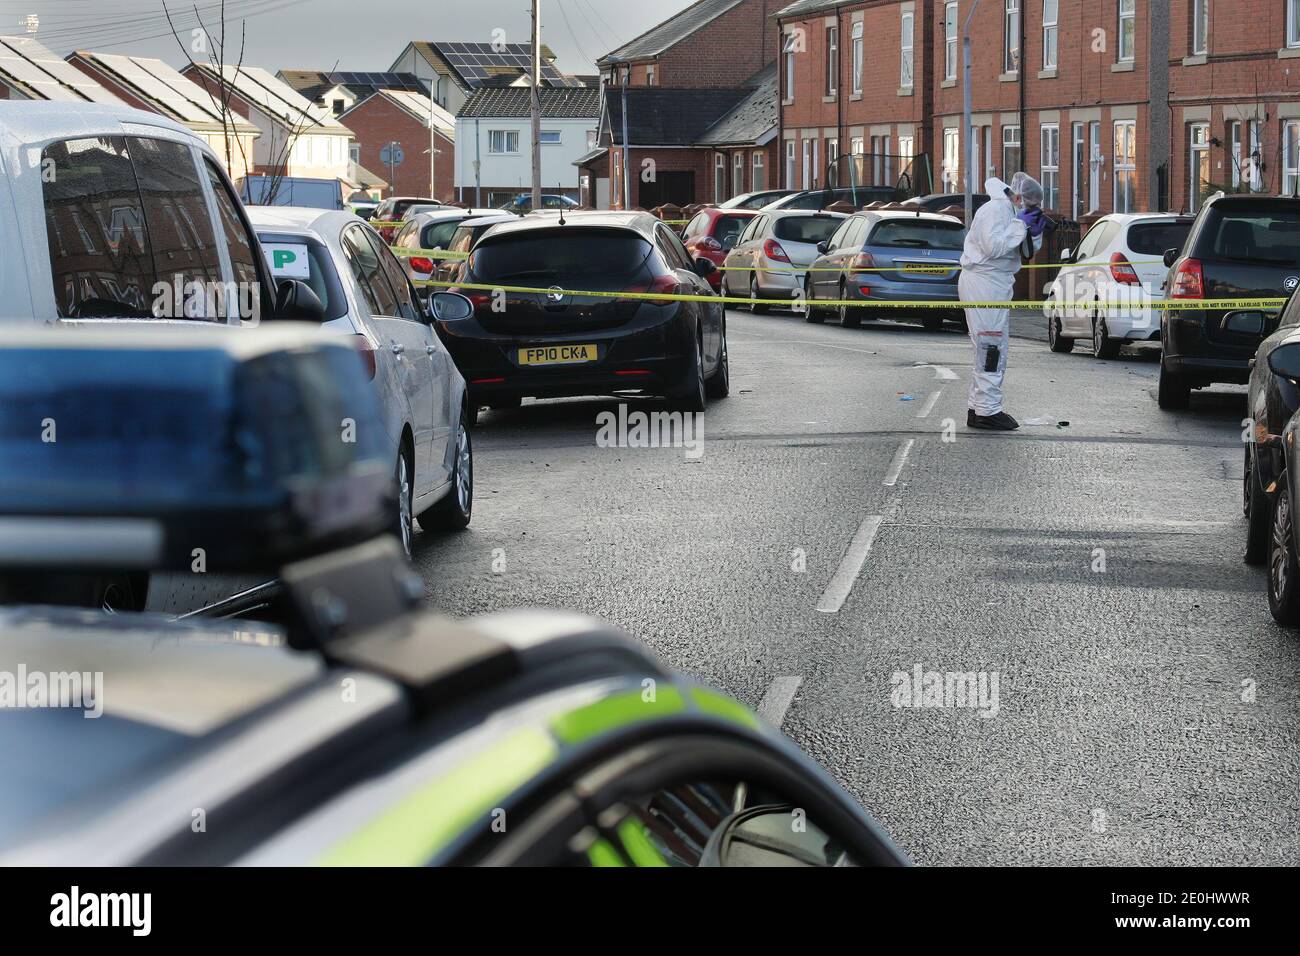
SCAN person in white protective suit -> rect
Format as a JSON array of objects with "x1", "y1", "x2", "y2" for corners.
[{"x1": 958, "y1": 172, "x2": 1049, "y2": 430}]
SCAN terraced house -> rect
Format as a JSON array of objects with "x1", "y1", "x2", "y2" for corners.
[{"x1": 778, "y1": 0, "x2": 1300, "y2": 217}]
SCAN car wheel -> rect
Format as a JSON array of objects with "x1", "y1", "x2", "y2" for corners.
[
  {"x1": 419, "y1": 407, "x2": 473, "y2": 532},
  {"x1": 1268, "y1": 477, "x2": 1300, "y2": 625},
  {"x1": 670, "y1": 334, "x2": 707, "y2": 412},
  {"x1": 705, "y1": 327, "x2": 730, "y2": 399},
  {"x1": 1245, "y1": 444, "x2": 1270, "y2": 565},
  {"x1": 749, "y1": 276, "x2": 769, "y2": 315},
  {"x1": 801, "y1": 277, "x2": 823, "y2": 323},
  {"x1": 392, "y1": 446, "x2": 414, "y2": 557},
  {"x1": 838, "y1": 282, "x2": 861, "y2": 329},
  {"x1": 921, "y1": 311, "x2": 944, "y2": 331},
  {"x1": 1047, "y1": 307, "x2": 1074, "y2": 353},
  {"x1": 1092, "y1": 313, "x2": 1121, "y2": 359},
  {"x1": 1156, "y1": 359, "x2": 1190, "y2": 410}
]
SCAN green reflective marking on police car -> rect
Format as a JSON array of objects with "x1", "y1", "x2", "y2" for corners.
[
  {"x1": 549, "y1": 686, "x2": 686, "y2": 744},
  {"x1": 690, "y1": 688, "x2": 760, "y2": 729},
  {"x1": 317, "y1": 726, "x2": 558, "y2": 866},
  {"x1": 586, "y1": 838, "x2": 626, "y2": 867},
  {"x1": 617, "y1": 819, "x2": 669, "y2": 867}
]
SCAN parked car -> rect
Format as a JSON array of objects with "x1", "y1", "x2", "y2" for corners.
[
  {"x1": 445, "y1": 211, "x2": 728, "y2": 414},
  {"x1": 391, "y1": 208, "x2": 503, "y2": 289},
  {"x1": 901, "y1": 192, "x2": 990, "y2": 215},
  {"x1": 720, "y1": 210, "x2": 846, "y2": 312},
  {"x1": 237, "y1": 175, "x2": 345, "y2": 210},
  {"x1": 348, "y1": 193, "x2": 381, "y2": 219},
  {"x1": 1239, "y1": 289, "x2": 1300, "y2": 566},
  {"x1": 1157, "y1": 194, "x2": 1300, "y2": 409},
  {"x1": 429, "y1": 213, "x2": 521, "y2": 290},
  {"x1": 719, "y1": 189, "x2": 797, "y2": 210},
  {"x1": 1251, "y1": 324, "x2": 1300, "y2": 622},
  {"x1": 763, "y1": 186, "x2": 902, "y2": 211},
  {"x1": 372, "y1": 196, "x2": 445, "y2": 241},
  {"x1": 681, "y1": 207, "x2": 759, "y2": 290},
  {"x1": 1045, "y1": 213, "x2": 1194, "y2": 358},
  {"x1": 248, "y1": 206, "x2": 475, "y2": 552},
  {"x1": 498, "y1": 192, "x2": 580, "y2": 214},
  {"x1": 802, "y1": 210, "x2": 966, "y2": 330}
]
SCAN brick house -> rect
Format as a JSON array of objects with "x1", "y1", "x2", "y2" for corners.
[
  {"x1": 1167, "y1": 0, "x2": 1300, "y2": 213},
  {"x1": 338, "y1": 89, "x2": 455, "y2": 201}
]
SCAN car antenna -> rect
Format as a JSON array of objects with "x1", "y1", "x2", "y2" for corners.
[{"x1": 558, "y1": 184, "x2": 567, "y2": 225}]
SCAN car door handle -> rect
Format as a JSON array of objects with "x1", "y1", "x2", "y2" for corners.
[{"x1": 390, "y1": 342, "x2": 405, "y2": 356}]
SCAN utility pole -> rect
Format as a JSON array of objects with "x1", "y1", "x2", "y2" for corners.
[
  {"x1": 961, "y1": 0, "x2": 983, "y2": 225},
  {"x1": 530, "y1": 0, "x2": 543, "y2": 210}
]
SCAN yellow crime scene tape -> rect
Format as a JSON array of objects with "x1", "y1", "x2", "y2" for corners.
[{"x1": 411, "y1": 277, "x2": 1287, "y2": 312}]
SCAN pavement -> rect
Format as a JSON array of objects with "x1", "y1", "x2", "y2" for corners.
[{"x1": 410, "y1": 304, "x2": 1300, "y2": 866}]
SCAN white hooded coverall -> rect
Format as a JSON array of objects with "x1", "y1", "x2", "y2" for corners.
[{"x1": 958, "y1": 177, "x2": 1040, "y2": 417}]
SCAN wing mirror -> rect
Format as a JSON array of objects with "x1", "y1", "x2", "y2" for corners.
[
  {"x1": 694, "y1": 257, "x2": 717, "y2": 278},
  {"x1": 274, "y1": 279, "x2": 326, "y2": 323},
  {"x1": 1058, "y1": 247, "x2": 1073, "y2": 263},
  {"x1": 817, "y1": 241, "x2": 830, "y2": 255},
  {"x1": 1224, "y1": 310, "x2": 1268, "y2": 336},
  {"x1": 428, "y1": 291, "x2": 475, "y2": 322},
  {"x1": 1163, "y1": 248, "x2": 1180, "y2": 268},
  {"x1": 1267, "y1": 341, "x2": 1300, "y2": 381}
]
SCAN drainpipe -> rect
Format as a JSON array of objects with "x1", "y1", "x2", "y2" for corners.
[{"x1": 961, "y1": 0, "x2": 983, "y2": 224}]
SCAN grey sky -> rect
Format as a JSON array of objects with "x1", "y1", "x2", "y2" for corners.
[{"x1": 0, "y1": 0, "x2": 692, "y2": 74}]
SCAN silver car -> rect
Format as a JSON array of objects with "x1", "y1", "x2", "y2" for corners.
[
  {"x1": 720, "y1": 210, "x2": 846, "y2": 312},
  {"x1": 391, "y1": 208, "x2": 505, "y2": 289},
  {"x1": 247, "y1": 207, "x2": 475, "y2": 556}
]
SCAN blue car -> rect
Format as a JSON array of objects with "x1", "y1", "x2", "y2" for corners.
[{"x1": 802, "y1": 210, "x2": 968, "y2": 330}]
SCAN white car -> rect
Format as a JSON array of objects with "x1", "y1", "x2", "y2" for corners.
[
  {"x1": 720, "y1": 210, "x2": 846, "y2": 312},
  {"x1": 248, "y1": 207, "x2": 474, "y2": 555},
  {"x1": 1045, "y1": 212, "x2": 1194, "y2": 358}
]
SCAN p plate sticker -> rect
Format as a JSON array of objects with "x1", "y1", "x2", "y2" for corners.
[{"x1": 263, "y1": 243, "x2": 312, "y2": 280}]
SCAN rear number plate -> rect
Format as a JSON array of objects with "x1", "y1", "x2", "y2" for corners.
[{"x1": 518, "y1": 344, "x2": 599, "y2": 366}]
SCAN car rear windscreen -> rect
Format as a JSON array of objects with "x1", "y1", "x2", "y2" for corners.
[
  {"x1": 868, "y1": 220, "x2": 966, "y2": 250},
  {"x1": 470, "y1": 230, "x2": 655, "y2": 282},
  {"x1": 1201, "y1": 205, "x2": 1300, "y2": 267},
  {"x1": 1128, "y1": 221, "x2": 1192, "y2": 257},
  {"x1": 774, "y1": 217, "x2": 842, "y2": 244},
  {"x1": 713, "y1": 215, "x2": 753, "y2": 249}
]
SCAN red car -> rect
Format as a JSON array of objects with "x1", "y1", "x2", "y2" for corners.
[{"x1": 681, "y1": 208, "x2": 758, "y2": 290}]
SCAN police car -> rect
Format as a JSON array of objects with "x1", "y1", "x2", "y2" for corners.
[{"x1": 0, "y1": 324, "x2": 906, "y2": 867}]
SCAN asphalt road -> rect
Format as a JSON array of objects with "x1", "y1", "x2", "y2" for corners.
[{"x1": 412, "y1": 304, "x2": 1300, "y2": 866}]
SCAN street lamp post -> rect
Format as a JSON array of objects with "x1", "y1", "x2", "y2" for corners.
[{"x1": 962, "y1": 0, "x2": 983, "y2": 225}]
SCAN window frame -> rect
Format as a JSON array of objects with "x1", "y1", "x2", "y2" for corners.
[
  {"x1": 1118, "y1": 0, "x2": 1136, "y2": 62},
  {"x1": 1042, "y1": 0, "x2": 1058, "y2": 69},
  {"x1": 753, "y1": 151, "x2": 765, "y2": 192},
  {"x1": 1113, "y1": 120, "x2": 1137, "y2": 213},
  {"x1": 488, "y1": 130, "x2": 520, "y2": 155},
  {"x1": 852, "y1": 21, "x2": 864, "y2": 94},
  {"x1": 944, "y1": 3, "x2": 958, "y2": 81},
  {"x1": 1290, "y1": 0, "x2": 1300, "y2": 48},
  {"x1": 1004, "y1": 0, "x2": 1021, "y2": 74},
  {"x1": 826, "y1": 24, "x2": 839, "y2": 96},
  {"x1": 1284, "y1": 120, "x2": 1300, "y2": 196},
  {"x1": 1039, "y1": 124, "x2": 1060, "y2": 211},
  {"x1": 900, "y1": 11, "x2": 914, "y2": 88},
  {"x1": 1191, "y1": 0, "x2": 1209, "y2": 56}
]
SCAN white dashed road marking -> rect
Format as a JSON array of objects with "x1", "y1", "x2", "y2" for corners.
[
  {"x1": 816, "y1": 514, "x2": 884, "y2": 614},
  {"x1": 757, "y1": 676, "x2": 803, "y2": 727},
  {"x1": 883, "y1": 439, "x2": 915, "y2": 487},
  {"x1": 918, "y1": 389, "x2": 943, "y2": 418}
]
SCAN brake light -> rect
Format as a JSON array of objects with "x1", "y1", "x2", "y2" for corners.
[
  {"x1": 351, "y1": 334, "x2": 377, "y2": 381},
  {"x1": 1170, "y1": 258, "x2": 1205, "y2": 299},
  {"x1": 858, "y1": 285, "x2": 871, "y2": 296},
  {"x1": 622, "y1": 273, "x2": 678, "y2": 305},
  {"x1": 1109, "y1": 252, "x2": 1140, "y2": 285},
  {"x1": 763, "y1": 239, "x2": 792, "y2": 264},
  {"x1": 409, "y1": 256, "x2": 435, "y2": 274},
  {"x1": 849, "y1": 252, "x2": 876, "y2": 272},
  {"x1": 449, "y1": 287, "x2": 492, "y2": 308}
]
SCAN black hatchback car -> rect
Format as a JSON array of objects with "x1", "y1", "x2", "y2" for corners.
[
  {"x1": 443, "y1": 212, "x2": 728, "y2": 414},
  {"x1": 1158, "y1": 194, "x2": 1300, "y2": 409}
]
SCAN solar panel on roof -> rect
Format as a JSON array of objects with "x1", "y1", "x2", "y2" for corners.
[{"x1": 92, "y1": 54, "x2": 221, "y2": 125}]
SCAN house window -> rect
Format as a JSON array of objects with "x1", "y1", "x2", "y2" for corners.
[
  {"x1": 944, "y1": 3, "x2": 958, "y2": 81},
  {"x1": 715, "y1": 153, "x2": 727, "y2": 203},
  {"x1": 900, "y1": 12, "x2": 914, "y2": 87},
  {"x1": 1043, "y1": 0, "x2": 1058, "y2": 69},
  {"x1": 1229, "y1": 121, "x2": 1243, "y2": 188},
  {"x1": 943, "y1": 127, "x2": 960, "y2": 193},
  {"x1": 826, "y1": 25, "x2": 838, "y2": 96},
  {"x1": 1118, "y1": 0, "x2": 1136, "y2": 61},
  {"x1": 539, "y1": 130, "x2": 562, "y2": 144},
  {"x1": 1002, "y1": 125, "x2": 1021, "y2": 180},
  {"x1": 785, "y1": 139, "x2": 796, "y2": 189},
  {"x1": 332, "y1": 99, "x2": 345, "y2": 115},
  {"x1": 852, "y1": 21, "x2": 864, "y2": 93},
  {"x1": 1040, "y1": 124, "x2": 1059, "y2": 211},
  {"x1": 1004, "y1": 0, "x2": 1020, "y2": 74},
  {"x1": 488, "y1": 130, "x2": 519, "y2": 154},
  {"x1": 1114, "y1": 120, "x2": 1137, "y2": 212},
  {"x1": 753, "y1": 152, "x2": 765, "y2": 192},
  {"x1": 784, "y1": 32, "x2": 797, "y2": 101},
  {"x1": 827, "y1": 138, "x2": 839, "y2": 183},
  {"x1": 734, "y1": 152, "x2": 745, "y2": 196},
  {"x1": 1290, "y1": 0, "x2": 1300, "y2": 47},
  {"x1": 1244, "y1": 120, "x2": 1263, "y2": 191},
  {"x1": 1189, "y1": 123, "x2": 1210, "y2": 211},
  {"x1": 646, "y1": 65, "x2": 655, "y2": 86},
  {"x1": 898, "y1": 135, "x2": 914, "y2": 170},
  {"x1": 1191, "y1": 0, "x2": 1209, "y2": 55},
  {"x1": 1284, "y1": 121, "x2": 1300, "y2": 195},
  {"x1": 349, "y1": 143, "x2": 360, "y2": 164}
]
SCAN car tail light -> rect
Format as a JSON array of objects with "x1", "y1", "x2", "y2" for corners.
[
  {"x1": 409, "y1": 256, "x2": 435, "y2": 274},
  {"x1": 1170, "y1": 258, "x2": 1205, "y2": 299},
  {"x1": 763, "y1": 239, "x2": 792, "y2": 264},
  {"x1": 857, "y1": 285, "x2": 872, "y2": 296},
  {"x1": 849, "y1": 252, "x2": 876, "y2": 272},
  {"x1": 449, "y1": 287, "x2": 492, "y2": 308},
  {"x1": 1109, "y1": 252, "x2": 1140, "y2": 285},
  {"x1": 622, "y1": 274, "x2": 678, "y2": 305},
  {"x1": 351, "y1": 334, "x2": 377, "y2": 381}
]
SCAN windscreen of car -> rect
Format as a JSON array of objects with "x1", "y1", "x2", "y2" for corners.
[
  {"x1": 1128, "y1": 221, "x2": 1193, "y2": 257},
  {"x1": 1200, "y1": 205, "x2": 1300, "y2": 267},
  {"x1": 469, "y1": 229, "x2": 655, "y2": 282},
  {"x1": 422, "y1": 219, "x2": 465, "y2": 250},
  {"x1": 393, "y1": 199, "x2": 435, "y2": 218},
  {"x1": 774, "y1": 216, "x2": 843, "y2": 244},
  {"x1": 255, "y1": 232, "x2": 348, "y2": 321},
  {"x1": 712, "y1": 215, "x2": 753, "y2": 249},
  {"x1": 868, "y1": 219, "x2": 966, "y2": 250}
]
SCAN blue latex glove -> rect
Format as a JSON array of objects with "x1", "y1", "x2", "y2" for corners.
[{"x1": 1017, "y1": 206, "x2": 1049, "y2": 238}]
